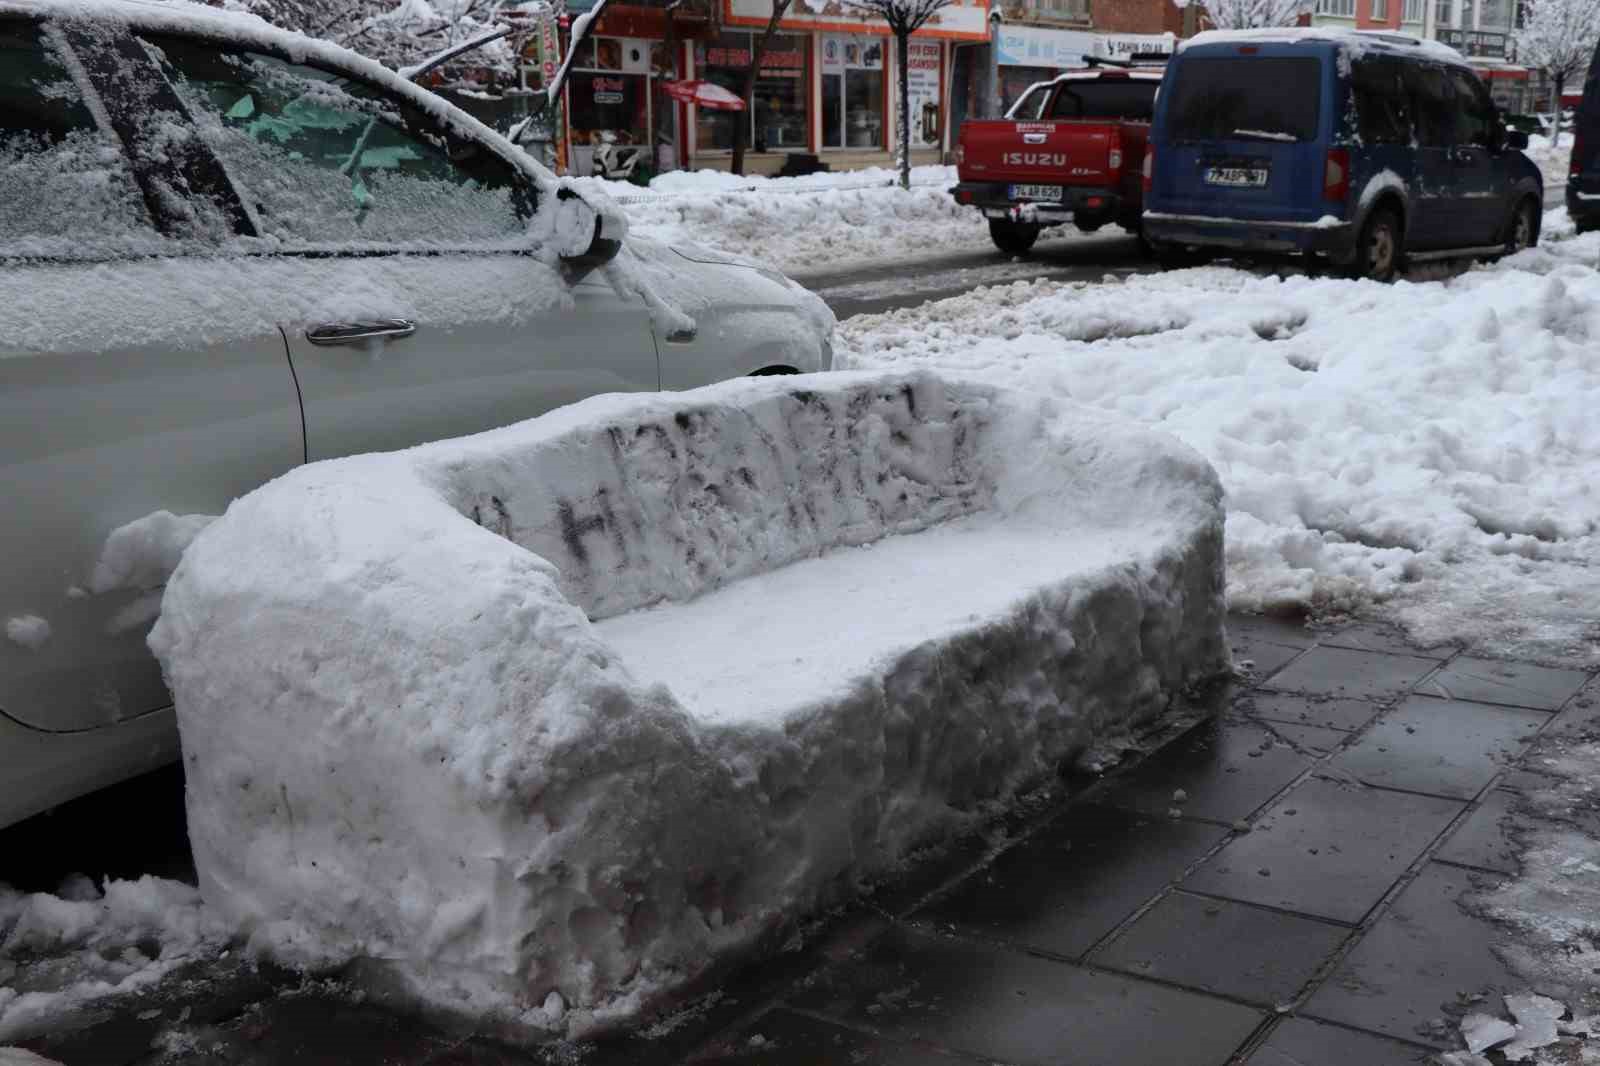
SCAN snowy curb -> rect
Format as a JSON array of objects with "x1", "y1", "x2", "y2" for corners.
[{"x1": 149, "y1": 370, "x2": 1228, "y2": 1038}]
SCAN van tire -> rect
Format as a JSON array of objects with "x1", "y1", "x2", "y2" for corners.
[
  {"x1": 1352, "y1": 208, "x2": 1402, "y2": 282},
  {"x1": 989, "y1": 219, "x2": 1041, "y2": 255}
]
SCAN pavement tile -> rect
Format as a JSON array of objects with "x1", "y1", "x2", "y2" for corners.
[
  {"x1": 1321, "y1": 623, "x2": 1455, "y2": 661},
  {"x1": 1095, "y1": 718, "x2": 1315, "y2": 823},
  {"x1": 1257, "y1": 721, "x2": 1348, "y2": 756},
  {"x1": 1181, "y1": 777, "x2": 1465, "y2": 924},
  {"x1": 1230, "y1": 634, "x2": 1305, "y2": 681},
  {"x1": 687, "y1": 1009, "x2": 977, "y2": 1065},
  {"x1": 156, "y1": 994, "x2": 455, "y2": 1065},
  {"x1": 790, "y1": 924, "x2": 1263, "y2": 1066},
  {"x1": 1325, "y1": 697, "x2": 1547, "y2": 800},
  {"x1": 912, "y1": 805, "x2": 1227, "y2": 959},
  {"x1": 1227, "y1": 614, "x2": 1322, "y2": 649},
  {"x1": 1264, "y1": 647, "x2": 1439, "y2": 703},
  {"x1": 1239, "y1": 692, "x2": 1383, "y2": 732},
  {"x1": 1091, "y1": 891, "x2": 1349, "y2": 1007},
  {"x1": 1243, "y1": 1017, "x2": 1436, "y2": 1065},
  {"x1": 1540, "y1": 682, "x2": 1600, "y2": 738},
  {"x1": 1415, "y1": 657, "x2": 1590, "y2": 711},
  {"x1": 1303, "y1": 862, "x2": 1521, "y2": 1048},
  {"x1": 1433, "y1": 789, "x2": 1523, "y2": 875}
]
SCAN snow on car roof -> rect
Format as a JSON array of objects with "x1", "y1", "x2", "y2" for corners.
[
  {"x1": 1181, "y1": 26, "x2": 1469, "y2": 67},
  {"x1": 1, "y1": 0, "x2": 558, "y2": 188}
]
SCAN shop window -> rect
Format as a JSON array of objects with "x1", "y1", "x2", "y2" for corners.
[
  {"x1": 569, "y1": 37, "x2": 659, "y2": 162},
  {"x1": 695, "y1": 32, "x2": 808, "y2": 152},
  {"x1": 822, "y1": 35, "x2": 884, "y2": 149}
]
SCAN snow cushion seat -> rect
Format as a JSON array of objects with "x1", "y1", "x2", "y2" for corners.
[{"x1": 150, "y1": 369, "x2": 1228, "y2": 1037}]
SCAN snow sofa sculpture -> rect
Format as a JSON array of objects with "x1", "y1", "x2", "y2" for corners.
[{"x1": 150, "y1": 369, "x2": 1228, "y2": 1037}]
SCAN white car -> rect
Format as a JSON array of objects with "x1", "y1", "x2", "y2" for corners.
[{"x1": 0, "y1": 0, "x2": 833, "y2": 827}]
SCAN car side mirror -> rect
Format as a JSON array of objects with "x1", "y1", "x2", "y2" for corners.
[
  {"x1": 553, "y1": 187, "x2": 621, "y2": 281},
  {"x1": 1505, "y1": 128, "x2": 1530, "y2": 151}
]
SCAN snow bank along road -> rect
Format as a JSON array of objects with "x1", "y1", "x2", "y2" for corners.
[
  {"x1": 143, "y1": 370, "x2": 1227, "y2": 1039},
  {"x1": 840, "y1": 208, "x2": 1600, "y2": 668}
]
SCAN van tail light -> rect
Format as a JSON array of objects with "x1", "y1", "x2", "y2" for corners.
[
  {"x1": 1142, "y1": 143, "x2": 1154, "y2": 194},
  {"x1": 1323, "y1": 148, "x2": 1350, "y2": 203},
  {"x1": 1572, "y1": 129, "x2": 1585, "y2": 178},
  {"x1": 1107, "y1": 129, "x2": 1123, "y2": 172}
]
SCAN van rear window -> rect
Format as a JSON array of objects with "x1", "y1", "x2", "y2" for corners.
[
  {"x1": 1048, "y1": 81, "x2": 1158, "y2": 120},
  {"x1": 1165, "y1": 56, "x2": 1321, "y2": 142}
]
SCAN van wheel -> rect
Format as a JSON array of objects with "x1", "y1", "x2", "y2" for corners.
[
  {"x1": 989, "y1": 219, "x2": 1041, "y2": 256},
  {"x1": 1352, "y1": 208, "x2": 1402, "y2": 282},
  {"x1": 1506, "y1": 198, "x2": 1539, "y2": 254}
]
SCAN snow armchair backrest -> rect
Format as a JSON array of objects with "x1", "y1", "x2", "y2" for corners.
[{"x1": 424, "y1": 374, "x2": 994, "y2": 619}]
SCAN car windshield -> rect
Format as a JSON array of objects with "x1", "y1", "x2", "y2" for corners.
[
  {"x1": 1164, "y1": 56, "x2": 1321, "y2": 142},
  {"x1": 1048, "y1": 80, "x2": 1158, "y2": 120}
]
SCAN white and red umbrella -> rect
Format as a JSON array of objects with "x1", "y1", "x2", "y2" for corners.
[{"x1": 660, "y1": 79, "x2": 746, "y2": 111}]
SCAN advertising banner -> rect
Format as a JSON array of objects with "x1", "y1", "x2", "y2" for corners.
[{"x1": 905, "y1": 39, "x2": 941, "y2": 148}]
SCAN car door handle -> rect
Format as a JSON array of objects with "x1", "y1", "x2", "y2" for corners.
[{"x1": 305, "y1": 319, "x2": 416, "y2": 346}]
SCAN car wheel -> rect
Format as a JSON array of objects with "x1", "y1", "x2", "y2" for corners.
[
  {"x1": 989, "y1": 219, "x2": 1041, "y2": 256},
  {"x1": 1506, "y1": 198, "x2": 1539, "y2": 254},
  {"x1": 1352, "y1": 208, "x2": 1402, "y2": 282}
]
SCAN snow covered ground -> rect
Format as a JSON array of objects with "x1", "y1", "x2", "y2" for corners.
[
  {"x1": 839, "y1": 210, "x2": 1600, "y2": 666},
  {"x1": 574, "y1": 165, "x2": 1115, "y2": 276},
  {"x1": 1526, "y1": 132, "x2": 1574, "y2": 188}
]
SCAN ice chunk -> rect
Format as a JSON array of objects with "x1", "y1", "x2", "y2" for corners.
[
  {"x1": 1503, "y1": 993, "x2": 1565, "y2": 1061},
  {"x1": 3, "y1": 616, "x2": 49, "y2": 651},
  {"x1": 1460, "y1": 1011, "x2": 1517, "y2": 1054}
]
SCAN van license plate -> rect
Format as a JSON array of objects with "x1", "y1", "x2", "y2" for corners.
[
  {"x1": 1009, "y1": 184, "x2": 1062, "y2": 200},
  {"x1": 1204, "y1": 167, "x2": 1269, "y2": 187}
]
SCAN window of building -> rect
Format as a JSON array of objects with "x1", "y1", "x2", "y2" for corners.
[
  {"x1": 1477, "y1": 0, "x2": 1513, "y2": 28},
  {"x1": 1402, "y1": 0, "x2": 1424, "y2": 20},
  {"x1": 1023, "y1": 0, "x2": 1090, "y2": 20},
  {"x1": 1371, "y1": 0, "x2": 1389, "y2": 20},
  {"x1": 821, "y1": 35, "x2": 884, "y2": 150},
  {"x1": 1435, "y1": 0, "x2": 1455, "y2": 27},
  {"x1": 694, "y1": 32, "x2": 808, "y2": 151},
  {"x1": 1315, "y1": 0, "x2": 1357, "y2": 16}
]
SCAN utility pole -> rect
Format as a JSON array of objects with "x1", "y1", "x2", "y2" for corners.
[{"x1": 986, "y1": 7, "x2": 1002, "y2": 118}]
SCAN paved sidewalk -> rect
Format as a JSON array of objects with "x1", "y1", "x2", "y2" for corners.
[{"x1": 16, "y1": 615, "x2": 1597, "y2": 1065}]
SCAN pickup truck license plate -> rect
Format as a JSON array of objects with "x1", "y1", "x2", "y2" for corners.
[
  {"x1": 1009, "y1": 184, "x2": 1062, "y2": 201},
  {"x1": 1204, "y1": 167, "x2": 1269, "y2": 187}
]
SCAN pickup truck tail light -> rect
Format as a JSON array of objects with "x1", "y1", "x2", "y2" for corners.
[
  {"x1": 1142, "y1": 144, "x2": 1154, "y2": 194},
  {"x1": 1108, "y1": 129, "x2": 1123, "y2": 172},
  {"x1": 1324, "y1": 148, "x2": 1350, "y2": 203}
]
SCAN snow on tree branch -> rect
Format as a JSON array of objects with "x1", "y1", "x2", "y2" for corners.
[
  {"x1": 1516, "y1": 0, "x2": 1600, "y2": 84},
  {"x1": 1170, "y1": 0, "x2": 1311, "y2": 29},
  {"x1": 842, "y1": 0, "x2": 952, "y2": 34}
]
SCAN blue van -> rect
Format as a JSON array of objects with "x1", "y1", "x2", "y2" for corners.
[
  {"x1": 1567, "y1": 35, "x2": 1600, "y2": 232},
  {"x1": 1143, "y1": 29, "x2": 1544, "y2": 279}
]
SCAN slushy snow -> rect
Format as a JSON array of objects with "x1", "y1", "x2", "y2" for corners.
[
  {"x1": 150, "y1": 369, "x2": 1227, "y2": 1037},
  {"x1": 839, "y1": 215, "x2": 1600, "y2": 664},
  {"x1": 3, "y1": 616, "x2": 50, "y2": 652}
]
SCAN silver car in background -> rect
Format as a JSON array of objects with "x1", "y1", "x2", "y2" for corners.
[{"x1": 0, "y1": 0, "x2": 833, "y2": 828}]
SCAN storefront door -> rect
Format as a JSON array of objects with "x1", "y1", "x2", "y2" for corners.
[{"x1": 821, "y1": 35, "x2": 885, "y2": 150}]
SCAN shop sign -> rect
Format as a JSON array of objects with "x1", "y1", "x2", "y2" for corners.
[
  {"x1": 704, "y1": 44, "x2": 806, "y2": 77},
  {"x1": 728, "y1": 0, "x2": 990, "y2": 42},
  {"x1": 1096, "y1": 33, "x2": 1175, "y2": 58},
  {"x1": 591, "y1": 75, "x2": 626, "y2": 104},
  {"x1": 995, "y1": 25, "x2": 1097, "y2": 68},
  {"x1": 1439, "y1": 28, "x2": 1510, "y2": 57},
  {"x1": 822, "y1": 35, "x2": 884, "y2": 72},
  {"x1": 906, "y1": 39, "x2": 941, "y2": 148}
]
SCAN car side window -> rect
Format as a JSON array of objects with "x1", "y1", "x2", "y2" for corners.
[
  {"x1": 140, "y1": 35, "x2": 532, "y2": 248},
  {"x1": 0, "y1": 20, "x2": 156, "y2": 256},
  {"x1": 1447, "y1": 67, "x2": 1496, "y2": 147},
  {"x1": 1351, "y1": 58, "x2": 1411, "y2": 145},
  {"x1": 1405, "y1": 63, "x2": 1458, "y2": 148}
]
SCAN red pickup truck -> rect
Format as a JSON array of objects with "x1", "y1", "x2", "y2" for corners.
[{"x1": 952, "y1": 66, "x2": 1164, "y2": 254}]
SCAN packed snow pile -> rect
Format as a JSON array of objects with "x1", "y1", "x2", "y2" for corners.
[
  {"x1": 838, "y1": 217, "x2": 1600, "y2": 664},
  {"x1": 1525, "y1": 132, "x2": 1573, "y2": 188},
  {"x1": 573, "y1": 165, "x2": 1110, "y2": 276},
  {"x1": 0, "y1": 876, "x2": 231, "y2": 1043},
  {"x1": 149, "y1": 369, "x2": 1227, "y2": 1037}
]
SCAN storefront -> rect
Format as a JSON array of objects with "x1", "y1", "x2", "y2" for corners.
[
  {"x1": 565, "y1": 35, "x2": 679, "y2": 174},
  {"x1": 672, "y1": 0, "x2": 989, "y2": 171}
]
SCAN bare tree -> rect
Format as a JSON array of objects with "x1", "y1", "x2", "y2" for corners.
[
  {"x1": 1516, "y1": 0, "x2": 1600, "y2": 141},
  {"x1": 1168, "y1": 0, "x2": 1310, "y2": 29},
  {"x1": 731, "y1": 0, "x2": 795, "y2": 176},
  {"x1": 223, "y1": 0, "x2": 520, "y2": 84},
  {"x1": 843, "y1": 0, "x2": 951, "y2": 189}
]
